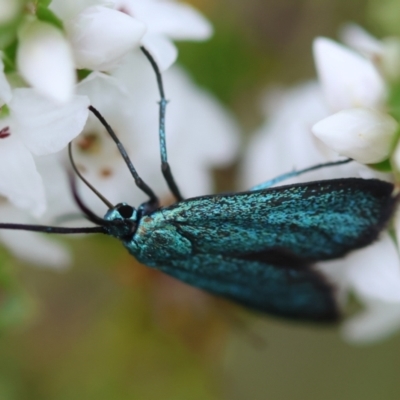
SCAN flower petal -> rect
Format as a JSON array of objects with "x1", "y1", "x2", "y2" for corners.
[
  {"x1": 342, "y1": 301, "x2": 400, "y2": 344},
  {"x1": 0, "y1": 204, "x2": 70, "y2": 269},
  {"x1": 9, "y1": 89, "x2": 89, "y2": 156},
  {"x1": 0, "y1": 0, "x2": 21, "y2": 23},
  {"x1": 312, "y1": 107, "x2": 398, "y2": 163},
  {"x1": 66, "y1": 5, "x2": 146, "y2": 70},
  {"x1": 381, "y1": 37, "x2": 400, "y2": 82},
  {"x1": 126, "y1": 0, "x2": 212, "y2": 40},
  {"x1": 49, "y1": 0, "x2": 111, "y2": 20},
  {"x1": 346, "y1": 233, "x2": 400, "y2": 303},
  {"x1": 0, "y1": 59, "x2": 12, "y2": 107},
  {"x1": 141, "y1": 33, "x2": 177, "y2": 71},
  {"x1": 339, "y1": 23, "x2": 383, "y2": 58},
  {"x1": 17, "y1": 20, "x2": 76, "y2": 103},
  {"x1": 313, "y1": 37, "x2": 386, "y2": 111},
  {"x1": 0, "y1": 123, "x2": 46, "y2": 216}
]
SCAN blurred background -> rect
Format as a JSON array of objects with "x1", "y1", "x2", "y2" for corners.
[{"x1": 1, "y1": 0, "x2": 400, "y2": 399}]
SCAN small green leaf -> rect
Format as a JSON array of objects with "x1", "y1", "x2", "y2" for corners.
[
  {"x1": 0, "y1": 22, "x2": 20, "y2": 50},
  {"x1": 36, "y1": 4, "x2": 63, "y2": 30},
  {"x1": 2, "y1": 40, "x2": 18, "y2": 73},
  {"x1": 77, "y1": 69, "x2": 93, "y2": 81},
  {"x1": 387, "y1": 82, "x2": 400, "y2": 120},
  {"x1": 368, "y1": 158, "x2": 392, "y2": 172},
  {"x1": 37, "y1": 0, "x2": 52, "y2": 7},
  {"x1": 0, "y1": 105, "x2": 10, "y2": 119}
]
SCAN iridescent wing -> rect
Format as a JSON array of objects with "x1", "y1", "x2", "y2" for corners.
[{"x1": 163, "y1": 178, "x2": 396, "y2": 261}]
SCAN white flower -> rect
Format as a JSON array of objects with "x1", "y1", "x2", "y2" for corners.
[
  {"x1": 0, "y1": 59, "x2": 89, "y2": 216},
  {"x1": 17, "y1": 19, "x2": 76, "y2": 103},
  {"x1": 311, "y1": 37, "x2": 397, "y2": 165},
  {"x1": 242, "y1": 82, "x2": 379, "y2": 190},
  {"x1": 50, "y1": 0, "x2": 212, "y2": 71},
  {"x1": 242, "y1": 82, "x2": 400, "y2": 343}
]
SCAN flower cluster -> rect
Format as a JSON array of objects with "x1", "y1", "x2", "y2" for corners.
[
  {"x1": 0, "y1": 1, "x2": 238, "y2": 267},
  {"x1": 243, "y1": 25, "x2": 400, "y2": 343}
]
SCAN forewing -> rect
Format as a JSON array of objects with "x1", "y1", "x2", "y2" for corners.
[
  {"x1": 159, "y1": 254, "x2": 338, "y2": 322},
  {"x1": 162, "y1": 178, "x2": 397, "y2": 261}
]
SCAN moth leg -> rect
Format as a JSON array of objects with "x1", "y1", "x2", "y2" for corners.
[
  {"x1": 250, "y1": 158, "x2": 352, "y2": 191},
  {"x1": 141, "y1": 46, "x2": 184, "y2": 202}
]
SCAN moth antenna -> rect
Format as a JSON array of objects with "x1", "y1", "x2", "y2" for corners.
[
  {"x1": 251, "y1": 158, "x2": 354, "y2": 191},
  {"x1": 68, "y1": 170, "x2": 109, "y2": 226},
  {"x1": 68, "y1": 142, "x2": 114, "y2": 209},
  {"x1": 88, "y1": 105, "x2": 159, "y2": 207},
  {"x1": 140, "y1": 46, "x2": 184, "y2": 202},
  {"x1": 0, "y1": 223, "x2": 106, "y2": 234}
]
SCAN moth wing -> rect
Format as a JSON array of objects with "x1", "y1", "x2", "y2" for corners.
[
  {"x1": 159, "y1": 253, "x2": 338, "y2": 322},
  {"x1": 163, "y1": 178, "x2": 397, "y2": 261}
]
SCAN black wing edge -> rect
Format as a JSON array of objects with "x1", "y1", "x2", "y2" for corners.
[{"x1": 342, "y1": 179, "x2": 399, "y2": 252}]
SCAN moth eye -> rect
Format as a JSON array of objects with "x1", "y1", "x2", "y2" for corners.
[{"x1": 117, "y1": 205, "x2": 134, "y2": 219}]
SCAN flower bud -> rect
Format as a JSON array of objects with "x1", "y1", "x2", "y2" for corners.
[
  {"x1": 313, "y1": 37, "x2": 386, "y2": 111},
  {"x1": 312, "y1": 107, "x2": 398, "y2": 163}
]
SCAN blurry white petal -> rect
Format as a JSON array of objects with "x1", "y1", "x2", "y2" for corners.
[
  {"x1": 346, "y1": 233, "x2": 400, "y2": 303},
  {"x1": 392, "y1": 139, "x2": 400, "y2": 173},
  {"x1": 66, "y1": 6, "x2": 146, "y2": 70},
  {"x1": 115, "y1": 0, "x2": 212, "y2": 39},
  {"x1": 381, "y1": 37, "x2": 400, "y2": 82},
  {"x1": 137, "y1": 1, "x2": 212, "y2": 40},
  {"x1": 0, "y1": 59, "x2": 12, "y2": 107},
  {"x1": 34, "y1": 155, "x2": 79, "y2": 222},
  {"x1": 141, "y1": 33, "x2": 177, "y2": 71},
  {"x1": 339, "y1": 23, "x2": 383, "y2": 58},
  {"x1": 342, "y1": 301, "x2": 400, "y2": 344},
  {"x1": 77, "y1": 71, "x2": 129, "y2": 103},
  {"x1": 49, "y1": 0, "x2": 111, "y2": 20},
  {"x1": 0, "y1": 0, "x2": 21, "y2": 24},
  {"x1": 0, "y1": 125, "x2": 46, "y2": 216},
  {"x1": 17, "y1": 20, "x2": 75, "y2": 103},
  {"x1": 313, "y1": 37, "x2": 386, "y2": 111},
  {"x1": 0, "y1": 230, "x2": 71, "y2": 269},
  {"x1": 187, "y1": 88, "x2": 239, "y2": 165},
  {"x1": 312, "y1": 107, "x2": 398, "y2": 163},
  {"x1": 0, "y1": 205, "x2": 70, "y2": 269},
  {"x1": 10, "y1": 89, "x2": 89, "y2": 155}
]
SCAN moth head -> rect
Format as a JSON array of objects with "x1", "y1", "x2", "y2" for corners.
[{"x1": 103, "y1": 203, "x2": 138, "y2": 239}]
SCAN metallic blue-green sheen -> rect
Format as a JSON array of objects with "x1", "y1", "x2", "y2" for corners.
[{"x1": 104, "y1": 178, "x2": 397, "y2": 322}]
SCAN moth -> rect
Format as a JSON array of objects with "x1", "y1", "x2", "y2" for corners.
[{"x1": 0, "y1": 48, "x2": 397, "y2": 323}]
